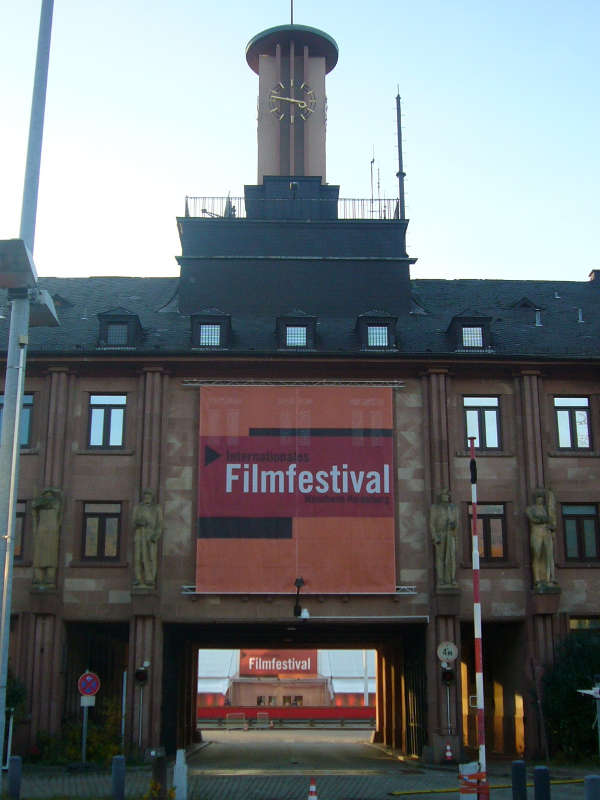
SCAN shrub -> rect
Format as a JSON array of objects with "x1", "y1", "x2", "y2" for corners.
[{"x1": 542, "y1": 631, "x2": 600, "y2": 760}]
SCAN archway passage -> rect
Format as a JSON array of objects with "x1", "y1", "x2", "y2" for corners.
[{"x1": 162, "y1": 620, "x2": 427, "y2": 758}]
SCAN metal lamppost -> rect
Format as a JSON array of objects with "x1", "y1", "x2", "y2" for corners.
[{"x1": 0, "y1": 0, "x2": 58, "y2": 762}]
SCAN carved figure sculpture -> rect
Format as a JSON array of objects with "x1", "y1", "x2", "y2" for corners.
[
  {"x1": 32, "y1": 488, "x2": 62, "y2": 588},
  {"x1": 133, "y1": 489, "x2": 163, "y2": 588},
  {"x1": 526, "y1": 488, "x2": 557, "y2": 588},
  {"x1": 430, "y1": 489, "x2": 458, "y2": 587}
]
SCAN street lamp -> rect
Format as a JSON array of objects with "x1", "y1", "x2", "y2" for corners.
[
  {"x1": 0, "y1": 0, "x2": 58, "y2": 763},
  {"x1": 293, "y1": 577, "x2": 305, "y2": 617}
]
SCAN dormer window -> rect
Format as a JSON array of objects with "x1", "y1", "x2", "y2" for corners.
[
  {"x1": 106, "y1": 323, "x2": 129, "y2": 346},
  {"x1": 191, "y1": 312, "x2": 231, "y2": 348},
  {"x1": 98, "y1": 309, "x2": 142, "y2": 349},
  {"x1": 198, "y1": 324, "x2": 221, "y2": 346},
  {"x1": 357, "y1": 312, "x2": 397, "y2": 350},
  {"x1": 367, "y1": 325, "x2": 389, "y2": 347},
  {"x1": 462, "y1": 326, "x2": 483, "y2": 348},
  {"x1": 286, "y1": 326, "x2": 307, "y2": 347},
  {"x1": 277, "y1": 312, "x2": 317, "y2": 349},
  {"x1": 448, "y1": 313, "x2": 492, "y2": 352}
]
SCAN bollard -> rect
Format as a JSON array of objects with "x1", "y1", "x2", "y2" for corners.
[
  {"x1": 533, "y1": 765, "x2": 551, "y2": 800},
  {"x1": 7, "y1": 755, "x2": 22, "y2": 800},
  {"x1": 173, "y1": 748, "x2": 188, "y2": 800},
  {"x1": 585, "y1": 775, "x2": 600, "y2": 800},
  {"x1": 512, "y1": 759, "x2": 527, "y2": 800},
  {"x1": 152, "y1": 754, "x2": 168, "y2": 800},
  {"x1": 112, "y1": 754, "x2": 126, "y2": 800}
]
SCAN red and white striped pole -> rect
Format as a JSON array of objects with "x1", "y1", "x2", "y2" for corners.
[{"x1": 468, "y1": 437, "x2": 487, "y2": 777}]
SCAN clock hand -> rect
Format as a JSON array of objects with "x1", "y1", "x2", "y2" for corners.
[{"x1": 270, "y1": 94, "x2": 307, "y2": 108}]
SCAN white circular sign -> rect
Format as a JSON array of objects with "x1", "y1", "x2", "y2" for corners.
[{"x1": 437, "y1": 641, "x2": 458, "y2": 662}]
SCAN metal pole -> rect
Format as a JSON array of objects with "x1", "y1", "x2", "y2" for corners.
[
  {"x1": 121, "y1": 670, "x2": 127, "y2": 752},
  {"x1": 138, "y1": 685, "x2": 144, "y2": 749},
  {"x1": 395, "y1": 92, "x2": 406, "y2": 220},
  {"x1": 469, "y1": 437, "x2": 487, "y2": 776},
  {"x1": 3, "y1": 708, "x2": 14, "y2": 770},
  {"x1": 512, "y1": 760, "x2": 527, "y2": 800},
  {"x1": 0, "y1": 332, "x2": 28, "y2": 763},
  {"x1": 533, "y1": 765, "x2": 550, "y2": 800},
  {"x1": 20, "y1": 0, "x2": 55, "y2": 252},
  {"x1": 363, "y1": 650, "x2": 369, "y2": 707},
  {"x1": 585, "y1": 775, "x2": 600, "y2": 800},
  {"x1": 81, "y1": 704, "x2": 88, "y2": 764},
  {"x1": 0, "y1": 0, "x2": 54, "y2": 763}
]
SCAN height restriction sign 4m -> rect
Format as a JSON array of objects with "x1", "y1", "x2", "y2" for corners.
[{"x1": 78, "y1": 671, "x2": 101, "y2": 696}]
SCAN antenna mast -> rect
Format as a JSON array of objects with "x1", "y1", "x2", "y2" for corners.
[
  {"x1": 291, "y1": 0, "x2": 294, "y2": 24},
  {"x1": 370, "y1": 147, "x2": 375, "y2": 218},
  {"x1": 396, "y1": 90, "x2": 406, "y2": 220}
]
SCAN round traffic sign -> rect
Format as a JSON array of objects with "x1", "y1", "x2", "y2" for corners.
[
  {"x1": 437, "y1": 641, "x2": 458, "y2": 662},
  {"x1": 78, "y1": 671, "x2": 101, "y2": 696}
]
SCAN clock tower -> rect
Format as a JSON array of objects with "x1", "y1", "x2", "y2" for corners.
[{"x1": 246, "y1": 24, "x2": 338, "y2": 183}]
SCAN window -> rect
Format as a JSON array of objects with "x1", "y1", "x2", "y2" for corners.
[
  {"x1": 191, "y1": 314, "x2": 231, "y2": 348},
  {"x1": 98, "y1": 310, "x2": 141, "y2": 348},
  {"x1": 463, "y1": 397, "x2": 500, "y2": 449},
  {"x1": 198, "y1": 324, "x2": 221, "y2": 346},
  {"x1": 82, "y1": 502, "x2": 121, "y2": 560},
  {"x1": 277, "y1": 314, "x2": 317, "y2": 349},
  {"x1": 569, "y1": 617, "x2": 600, "y2": 631},
  {"x1": 367, "y1": 325, "x2": 389, "y2": 347},
  {"x1": 106, "y1": 323, "x2": 129, "y2": 346},
  {"x1": 554, "y1": 397, "x2": 591, "y2": 449},
  {"x1": 468, "y1": 503, "x2": 506, "y2": 560},
  {"x1": 14, "y1": 501, "x2": 26, "y2": 559},
  {"x1": 562, "y1": 504, "x2": 599, "y2": 561},
  {"x1": 0, "y1": 393, "x2": 33, "y2": 448},
  {"x1": 285, "y1": 326, "x2": 307, "y2": 347},
  {"x1": 357, "y1": 314, "x2": 397, "y2": 349},
  {"x1": 462, "y1": 326, "x2": 484, "y2": 348},
  {"x1": 88, "y1": 395, "x2": 126, "y2": 448}
]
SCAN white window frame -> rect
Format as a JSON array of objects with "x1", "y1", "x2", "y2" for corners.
[
  {"x1": 554, "y1": 397, "x2": 591, "y2": 449},
  {"x1": 463, "y1": 396, "x2": 500, "y2": 449}
]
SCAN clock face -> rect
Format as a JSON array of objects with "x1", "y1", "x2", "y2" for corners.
[{"x1": 268, "y1": 81, "x2": 316, "y2": 122}]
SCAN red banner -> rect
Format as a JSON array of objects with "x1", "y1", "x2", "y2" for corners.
[
  {"x1": 240, "y1": 649, "x2": 318, "y2": 676},
  {"x1": 196, "y1": 386, "x2": 396, "y2": 593},
  {"x1": 199, "y1": 435, "x2": 392, "y2": 518}
]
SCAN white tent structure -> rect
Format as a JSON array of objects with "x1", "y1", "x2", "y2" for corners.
[
  {"x1": 197, "y1": 649, "x2": 239, "y2": 697},
  {"x1": 197, "y1": 649, "x2": 375, "y2": 704}
]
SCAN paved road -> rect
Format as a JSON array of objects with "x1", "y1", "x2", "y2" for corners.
[{"x1": 5, "y1": 729, "x2": 596, "y2": 799}]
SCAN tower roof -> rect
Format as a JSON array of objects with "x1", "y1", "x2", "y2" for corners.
[{"x1": 246, "y1": 24, "x2": 339, "y2": 73}]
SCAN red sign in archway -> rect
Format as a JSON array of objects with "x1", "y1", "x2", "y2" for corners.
[{"x1": 77, "y1": 671, "x2": 101, "y2": 696}]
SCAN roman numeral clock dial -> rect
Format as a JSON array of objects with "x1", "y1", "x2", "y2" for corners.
[{"x1": 269, "y1": 81, "x2": 316, "y2": 123}]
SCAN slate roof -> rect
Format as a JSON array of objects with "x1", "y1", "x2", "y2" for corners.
[{"x1": 1, "y1": 276, "x2": 599, "y2": 359}]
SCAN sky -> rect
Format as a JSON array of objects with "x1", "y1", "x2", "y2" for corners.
[{"x1": 0, "y1": 0, "x2": 598, "y2": 283}]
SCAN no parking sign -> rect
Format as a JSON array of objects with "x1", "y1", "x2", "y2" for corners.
[{"x1": 78, "y1": 671, "x2": 101, "y2": 697}]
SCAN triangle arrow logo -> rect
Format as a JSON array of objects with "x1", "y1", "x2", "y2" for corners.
[{"x1": 204, "y1": 445, "x2": 221, "y2": 466}]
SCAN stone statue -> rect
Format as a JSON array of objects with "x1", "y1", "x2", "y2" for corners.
[
  {"x1": 430, "y1": 489, "x2": 458, "y2": 587},
  {"x1": 133, "y1": 489, "x2": 163, "y2": 588},
  {"x1": 32, "y1": 488, "x2": 62, "y2": 588},
  {"x1": 526, "y1": 488, "x2": 558, "y2": 588}
]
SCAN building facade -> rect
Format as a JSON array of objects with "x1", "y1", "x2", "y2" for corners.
[{"x1": 1, "y1": 21, "x2": 600, "y2": 763}]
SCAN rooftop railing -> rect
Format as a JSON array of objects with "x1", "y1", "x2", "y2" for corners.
[{"x1": 184, "y1": 196, "x2": 401, "y2": 221}]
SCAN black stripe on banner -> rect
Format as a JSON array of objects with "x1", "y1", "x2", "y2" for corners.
[
  {"x1": 249, "y1": 428, "x2": 393, "y2": 437},
  {"x1": 198, "y1": 517, "x2": 292, "y2": 539}
]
